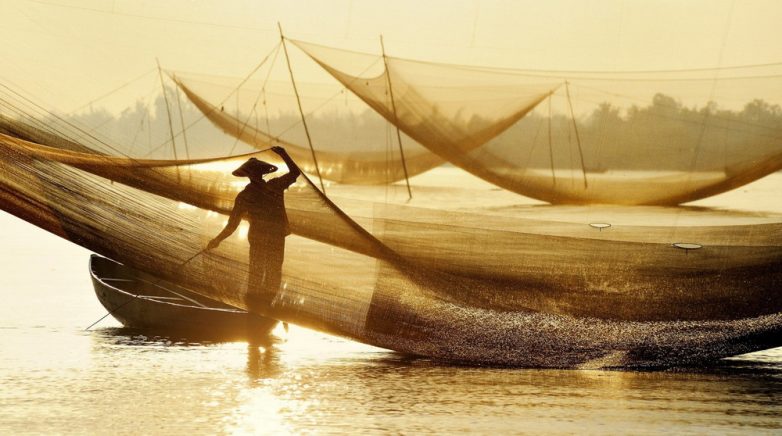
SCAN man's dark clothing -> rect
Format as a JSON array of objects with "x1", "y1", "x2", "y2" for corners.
[{"x1": 226, "y1": 172, "x2": 297, "y2": 307}]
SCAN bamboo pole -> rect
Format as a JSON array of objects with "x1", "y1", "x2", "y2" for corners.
[
  {"x1": 565, "y1": 82, "x2": 588, "y2": 188},
  {"x1": 156, "y1": 58, "x2": 180, "y2": 181},
  {"x1": 278, "y1": 23, "x2": 326, "y2": 192},
  {"x1": 380, "y1": 35, "x2": 412, "y2": 200},
  {"x1": 171, "y1": 74, "x2": 191, "y2": 160},
  {"x1": 547, "y1": 93, "x2": 556, "y2": 186}
]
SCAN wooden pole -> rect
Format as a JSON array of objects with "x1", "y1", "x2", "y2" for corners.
[
  {"x1": 278, "y1": 23, "x2": 326, "y2": 192},
  {"x1": 156, "y1": 58, "x2": 180, "y2": 181},
  {"x1": 172, "y1": 74, "x2": 191, "y2": 160},
  {"x1": 547, "y1": 93, "x2": 556, "y2": 186},
  {"x1": 380, "y1": 35, "x2": 412, "y2": 200},
  {"x1": 565, "y1": 81, "x2": 588, "y2": 188}
]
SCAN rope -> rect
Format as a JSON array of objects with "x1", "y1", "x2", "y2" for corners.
[
  {"x1": 0, "y1": 84, "x2": 139, "y2": 157},
  {"x1": 127, "y1": 85, "x2": 159, "y2": 155},
  {"x1": 141, "y1": 42, "x2": 281, "y2": 158},
  {"x1": 84, "y1": 297, "x2": 136, "y2": 331},
  {"x1": 84, "y1": 247, "x2": 212, "y2": 331},
  {"x1": 69, "y1": 68, "x2": 156, "y2": 114},
  {"x1": 172, "y1": 77, "x2": 191, "y2": 160},
  {"x1": 0, "y1": 84, "x2": 280, "y2": 202},
  {"x1": 290, "y1": 38, "x2": 782, "y2": 76},
  {"x1": 227, "y1": 43, "x2": 282, "y2": 156},
  {"x1": 271, "y1": 52, "x2": 382, "y2": 140},
  {"x1": 687, "y1": 0, "x2": 736, "y2": 177},
  {"x1": 23, "y1": 0, "x2": 276, "y2": 33},
  {"x1": 569, "y1": 83, "x2": 782, "y2": 137}
]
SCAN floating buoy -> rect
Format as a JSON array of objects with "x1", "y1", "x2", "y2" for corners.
[
  {"x1": 589, "y1": 223, "x2": 611, "y2": 231},
  {"x1": 672, "y1": 242, "x2": 703, "y2": 254}
]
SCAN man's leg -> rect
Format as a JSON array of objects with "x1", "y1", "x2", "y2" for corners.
[
  {"x1": 245, "y1": 242, "x2": 266, "y2": 314},
  {"x1": 262, "y1": 236, "x2": 285, "y2": 300}
]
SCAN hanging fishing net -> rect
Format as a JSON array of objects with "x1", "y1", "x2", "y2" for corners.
[
  {"x1": 168, "y1": 40, "x2": 448, "y2": 187},
  {"x1": 170, "y1": 38, "x2": 560, "y2": 189},
  {"x1": 171, "y1": 74, "x2": 447, "y2": 185},
  {"x1": 2, "y1": 103, "x2": 782, "y2": 368},
  {"x1": 287, "y1": 39, "x2": 782, "y2": 205},
  {"x1": 2, "y1": 42, "x2": 782, "y2": 368},
  {"x1": 4, "y1": 120, "x2": 782, "y2": 322}
]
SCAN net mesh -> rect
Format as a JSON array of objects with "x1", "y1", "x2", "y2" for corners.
[
  {"x1": 171, "y1": 74, "x2": 445, "y2": 184},
  {"x1": 1, "y1": 69, "x2": 782, "y2": 368},
  {"x1": 291, "y1": 40, "x2": 782, "y2": 205}
]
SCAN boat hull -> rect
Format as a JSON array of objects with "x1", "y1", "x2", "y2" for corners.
[{"x1": 90, "y1": 255, "x2": 277, "y2": 340}]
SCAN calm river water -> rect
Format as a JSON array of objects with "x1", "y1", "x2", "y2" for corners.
[{"x1": 1, "y1": 172, "x2": 781, "y2": 434}]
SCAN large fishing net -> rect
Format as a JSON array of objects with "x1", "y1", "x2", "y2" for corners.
[
  {"x1": 171, "y1": 40, "x2": 559, "y2": 190},
  {"x1": 1, "y1": 63, "x2": 782, "y2": 368},
  {"x1": 292, "y1": 39, "x2": 782, "y2": 205},
  {"x1": 172, "y1": 73, "x2": 445, "y2": 185},
  {"x1": 182, "y1": 39, "x2": 782, "y2": 205}
]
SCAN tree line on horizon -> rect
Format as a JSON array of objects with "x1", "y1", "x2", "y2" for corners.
[{"x1": 53, "y1": 87, "x2": 782, "y2": 172}]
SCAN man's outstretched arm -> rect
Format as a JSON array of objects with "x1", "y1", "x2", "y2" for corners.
[{"x1": 206, "y1": 197, "x2": 245, "y2": 250}]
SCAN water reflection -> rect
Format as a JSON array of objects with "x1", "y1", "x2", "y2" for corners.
[
  {"x1": 4, "y1": 173, "x2": 782, "y2": 433},
  {"x1": 246, "y1": 337, "x2": 284, "y2": 382},
  {"x1": 3, "y1": 324, "x2": 775, "y2": 434}
]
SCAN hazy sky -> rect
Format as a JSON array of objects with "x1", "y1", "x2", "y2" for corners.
[{"x1": 2, "y1": 0, "x2": 781, "y2": 113}]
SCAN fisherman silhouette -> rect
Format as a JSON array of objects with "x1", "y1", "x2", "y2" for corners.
[{"x1": 206, "y1": 146, "x2": 300, "y2": 311}]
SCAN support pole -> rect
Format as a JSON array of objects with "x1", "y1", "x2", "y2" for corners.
[
  {"x1": 547, "y1": 92, "x2": 556, "y2": 186},
  {"x1": 156, "y1": 58, "x2": 180, "y2": 181},
  {"x1": 278, "y1": 23, "x2": 326, "y2": 192},
  {"x1": 172, "y1": 74, "x2": 191, "y2": 160},
  {"x1": 380, "y1": 35, "x2": 412, "y2": 200},
  {"x1": 147, "y1": 111, "x2": 152, "y2": 150},
  {"x1": 565, "y1": 81, "x2": 588, "y2": 188}
]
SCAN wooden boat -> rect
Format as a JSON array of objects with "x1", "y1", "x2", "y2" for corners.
[{"x1": 89, "y1": 255, "x2": 278, "y2": 339}]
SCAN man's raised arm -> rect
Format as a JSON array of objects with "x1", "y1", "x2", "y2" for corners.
[{"x1": 271, "y1": 146, "x2": 301, "y2": 188}]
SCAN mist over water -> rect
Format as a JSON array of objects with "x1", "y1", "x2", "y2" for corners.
[{"x1": 1, "y1": 170, "x2": 781, "y2": 433}]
